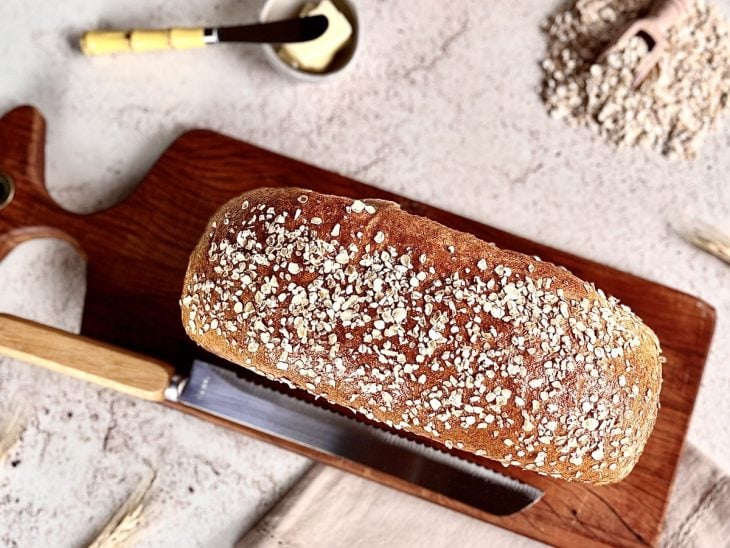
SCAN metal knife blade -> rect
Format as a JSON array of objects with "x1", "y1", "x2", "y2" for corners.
[
  {"x1": 171, "y1": 359, "x2": 543, "y2": 516},
  {"x1": 211, "y1": 15, "x2": 329, "y2": 45}
]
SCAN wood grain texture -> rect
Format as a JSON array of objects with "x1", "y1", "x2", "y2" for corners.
[
  {"x1": 0, "y1": 105, "x2": 715, "y2": 546},
  {"x1": 0, "y1": 313, "x2": 174, "y2": 401}
]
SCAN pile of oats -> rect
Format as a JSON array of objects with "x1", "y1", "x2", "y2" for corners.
[{"x1": 541, "y1": 0, "x2": 730, "y2": 160}]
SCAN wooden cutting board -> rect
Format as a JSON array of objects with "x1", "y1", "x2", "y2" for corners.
[{"x1": 0, "y1": 106, "x2": 715, "y2": 546}]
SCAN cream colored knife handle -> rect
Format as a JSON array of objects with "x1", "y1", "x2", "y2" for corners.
[
  {"x1": 80, "y1": 27, "x2": 206, "y2": 56},
  {"x1": 0, "y1": 313, "x2": 174, "y2": 401}
]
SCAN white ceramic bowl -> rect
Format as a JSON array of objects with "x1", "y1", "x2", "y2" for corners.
[{"x1": 259, "y1": 0, "x2": 359, "y2": 82}]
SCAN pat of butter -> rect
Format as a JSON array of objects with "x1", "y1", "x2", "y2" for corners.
[{"x1": 278, "y1": 0, "x2": 353, "y2": 72}]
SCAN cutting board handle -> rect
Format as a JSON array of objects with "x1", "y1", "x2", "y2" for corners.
[{"x1": 0, "y1": 313, "x2": 174, "y2": 401}]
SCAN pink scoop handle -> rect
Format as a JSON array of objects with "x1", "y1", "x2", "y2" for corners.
[{"x1": 648, "y1": 0, "x2": 691, "y2": 35}]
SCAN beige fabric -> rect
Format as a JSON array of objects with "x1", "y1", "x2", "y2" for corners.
[
  {"x1": 238, "y1": 445, "x2": 729, "y2": 548},
  {"x1": 661, "y1": 445, "x2": 730, "y2": 548}
]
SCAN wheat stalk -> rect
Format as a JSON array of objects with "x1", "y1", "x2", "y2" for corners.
[
  {"x1": 87, "y1": 472, "x2": 155, "y2": 548},
  {"x1": 680, "y1": 222, "x2": 730, "y2": 265},
  {"x1": 0, "y1": 404, "x2": 26, "y2": 464}
]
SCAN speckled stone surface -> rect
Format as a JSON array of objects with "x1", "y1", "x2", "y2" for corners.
[{"x1": 0, "y1": 0, "x2": 729, "y2": 545}]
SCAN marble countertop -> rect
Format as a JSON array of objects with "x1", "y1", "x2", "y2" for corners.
[{"x1": 1, "y1": 0, "x2": 728, "y2": 545}]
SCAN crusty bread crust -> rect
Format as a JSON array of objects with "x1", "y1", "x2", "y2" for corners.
[{"x1": 181, "y1": 187, "x2": 662, "y2": 484}]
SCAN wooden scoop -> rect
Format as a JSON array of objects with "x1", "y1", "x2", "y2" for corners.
[{"x1": 598, "y1": 0, "x2": 691, "y2": 87}]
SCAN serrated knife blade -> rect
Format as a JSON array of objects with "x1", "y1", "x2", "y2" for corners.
[{"x1": 170, "y1": 359, "x2": 543, "y2": 516}]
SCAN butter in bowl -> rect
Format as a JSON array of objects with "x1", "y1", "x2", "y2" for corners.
[{"x1": 260, "y1": 0, "x2": 359, "y2": 80}]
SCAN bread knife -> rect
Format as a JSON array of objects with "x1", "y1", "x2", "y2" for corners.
[{"x1": 0, "y1": 313, "x2": 543, "y2": 516}]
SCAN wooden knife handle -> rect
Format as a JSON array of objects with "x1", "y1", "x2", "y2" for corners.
[{"x1": 0, "y1": 313, "x2": 174, "y2": 401}]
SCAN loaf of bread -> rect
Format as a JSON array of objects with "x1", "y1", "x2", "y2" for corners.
[{"x1": 181, "y1": 187, "x2": 662, "y2": 484}]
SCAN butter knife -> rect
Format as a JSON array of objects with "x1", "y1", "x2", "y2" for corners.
[{"x1": 80, "y1": 15, "x2": 328, "y2": 56}]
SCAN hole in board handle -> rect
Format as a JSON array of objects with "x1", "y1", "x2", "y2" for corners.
[{"x1": 0, "y1": 173, "x2": 14, "y2": 210}]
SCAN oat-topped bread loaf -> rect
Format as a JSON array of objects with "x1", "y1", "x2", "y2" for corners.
[{"x1": 181, "y1": 187, "x2": 662, "y2": 484}]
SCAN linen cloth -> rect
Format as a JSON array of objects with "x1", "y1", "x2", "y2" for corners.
[{"x1": 238, "y1": 445, "x2": 730, "y2": 547}]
